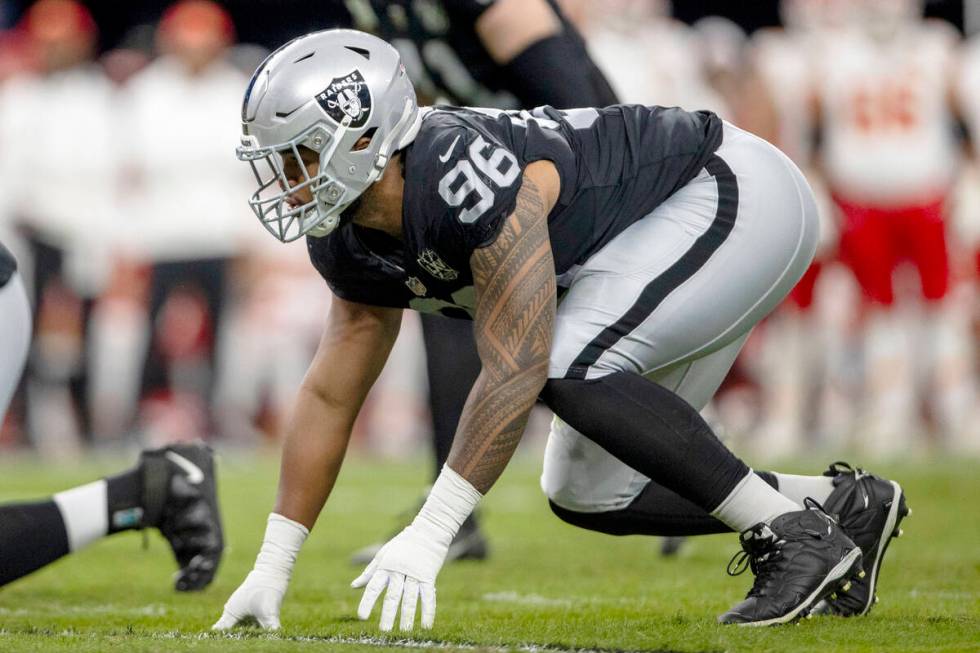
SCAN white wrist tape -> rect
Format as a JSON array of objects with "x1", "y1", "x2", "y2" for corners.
[
  {"x1": 414, "y1": 465, "x2": 483, "y2": 545},
  {"x1": 254, "y1": 513, "x2": 309, "y2": 579}
]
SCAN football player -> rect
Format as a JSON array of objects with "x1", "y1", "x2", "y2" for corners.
[
  {"x1": 215, "y1": 30, "x2": 908, "y2": 631},
  {"x1": 343, "y1": 0, "x2": 620, "y2": 565},
  {"x1": 814, "y1": 0, "x2": 967, "y2": 452},
  {"x1": 0, "y1": 241, "x2": 224, "y2": 591}
]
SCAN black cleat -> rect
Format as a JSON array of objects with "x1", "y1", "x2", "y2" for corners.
[
  {"x1": 351, "y1": 510, "x2": 488, "y2": 565},
  {"x1": 718, "y1": 500, "x2": 863, "y2": 626},
  {"x1": 139, "y1": 442, "x2": 224, "y2": 591},
  {"x1": 811, "y1": 462, "x2": 908, "y2": 617},
  {"x1": 659, "y1": 536, "x2": 687, "y2": 557}
]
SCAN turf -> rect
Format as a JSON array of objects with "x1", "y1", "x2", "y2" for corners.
[{"x1": 0, "y1": 452, "x2": 977, "y2": 652}]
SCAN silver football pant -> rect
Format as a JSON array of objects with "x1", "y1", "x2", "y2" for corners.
[
  {"x1": 0, "y1": 273, "x2": 31, "y2": 421},
  {"x1": 542, "y1": 123, "x2": 819, "y2": 513}
]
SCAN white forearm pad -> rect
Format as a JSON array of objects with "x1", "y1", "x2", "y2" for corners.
[
  {"x1": 414, "y1": 465, "x2": 483, "y2": 544},
  {"x1": 254, "y1": 513, "x2": 309, "y2": 578}
]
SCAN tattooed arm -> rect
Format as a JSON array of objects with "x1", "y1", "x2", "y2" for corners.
[
  {"x1": 446, "y1": 161, "x2": 560, "y2": 493},
  {"x1": 352, "y1": 162, "x2": 559, "y2": 631}
]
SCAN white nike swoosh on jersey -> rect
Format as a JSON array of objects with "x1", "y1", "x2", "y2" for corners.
[
  {"x1": 165, "y1": 451, "x2": 204, "y2": 485},
  {"x1": 438, "y1": 135, "x2": 461, "y2": 163}
]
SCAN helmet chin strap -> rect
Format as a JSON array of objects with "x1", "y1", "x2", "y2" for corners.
[
  {"x1": 317, "y1": 115, "x2": 352, "y2": 174},
  {"x1": 366, "y1": 97, "x2": 417, "y2": 186},
  {"x1": 309, "y1": 114, "x2": 354, "y2": 235}
]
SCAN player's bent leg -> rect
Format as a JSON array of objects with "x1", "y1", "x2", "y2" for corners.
[
  {"x1": 548, "y1": 483, "x2": 733, "y2": 537},
  {"x1": 0, "y1": 461, "x2": 145, "y2": 586},
  {"x1": 542, "y1": 123, "x2": 865, "y2": 624},
  {"x1": 541, "y1": 337, "x2": 748, "y2": 515},
  {"x1": 544, "y1": 123, "x2": 820, "y2": 524},
  {"x1": 542, "y1": 370, "x2": 862, "y2": 625},
  {"x1": 0, "y1": 441, "x2": 223, "y2": 591},
  {"x1": 0, "y1": 272, "x2": 31, "y2": 421},
  {"x1": 543, "y1": 339, "x2": 766, "y2": 544},
  {"x1": 0, "y1": 500, "x2": 72, "y2": 586},
  {"x1": 541, "y1": 372, "x2": 795, "y2": 527}
]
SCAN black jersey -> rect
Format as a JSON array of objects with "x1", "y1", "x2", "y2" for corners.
[
  {"x1": 308, "y1": 104, "x2": 723, "y2": 318},
  {"x1": 346, "y1": 0, "x2": 615, "y2": 109},
  {"x1": 0, "y1": 240, "x2": 16, "y2": 288}
]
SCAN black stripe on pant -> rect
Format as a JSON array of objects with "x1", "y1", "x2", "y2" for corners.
[{"x1": 565, "y1": 155, "x2": 739, "y2": 380}]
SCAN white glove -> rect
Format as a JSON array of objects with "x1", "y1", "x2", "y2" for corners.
[
  {"x1": 213, "y1": 513, "x2": 308, "y2": 630},
  {"x1": 352, "y1": 466, "x2": 481, "y2": 631}
]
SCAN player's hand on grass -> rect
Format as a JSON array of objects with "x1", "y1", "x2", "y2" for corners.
[
  {"x1": 351, "y1": 522, "x2": 446, "y2": 631},
  {"x1": 213, "y1": 568, "x2": 287, "y2": 630},
  {"x1": 352, "y1": 466, "x2": 482, "y2": 632},
  {"x1": 212, "y1": 513, "x2": 308, "y2": 631}
]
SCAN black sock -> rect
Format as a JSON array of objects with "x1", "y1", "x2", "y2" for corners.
[
  {"x1": 0, "y1": 501, "x2": 70, "y2": 586},
  {"x1": 105, "y1": 467, "x2": 143, "y2": 534},
  {"x1": 0, "y1": 465, "x2": 145, "y2": 587},
  {"x1": 541, "y1": 372, "x2": 753, "y2": 513},
  {"x1": 549, "y1": 471, "x2": 780, "y2": 537}
]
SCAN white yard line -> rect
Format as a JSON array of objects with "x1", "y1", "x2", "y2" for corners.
[
  {"x1": 210, "y1": 632, "x2": 659, "y2": 653},
  {"x1": 1, "y1": 627, "x2": 662, "y2": 653},
  {"x1": 482, "y1": 591, "x2": 575, "y2": 607},
  {"x1": 0, "y1": 603, "x2": 166, "y2": 616},
  {"x1": 481, "y1": 591, "x2": 635, "y2": 607}
]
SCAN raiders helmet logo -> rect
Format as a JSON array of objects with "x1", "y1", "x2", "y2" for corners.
[
  {"x1": 315, "y1": 70, "x2": 372, "y2": 128},
  {"x1": 417, "y1": 249, "x2": 458, "y2": 281}
]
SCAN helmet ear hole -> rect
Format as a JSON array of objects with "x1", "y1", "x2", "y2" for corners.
[{"x1": 351, "y1": 127, "x2": 377, "y2": 152}]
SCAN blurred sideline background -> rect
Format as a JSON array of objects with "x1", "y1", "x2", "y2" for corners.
[{"x1": 0, "y1": 0, "x2": 977, "y2": 466}]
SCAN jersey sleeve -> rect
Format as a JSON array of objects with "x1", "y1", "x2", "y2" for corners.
[
  {"x1": 407, "y1": 114, "x2": 526, "y2": 261},
  {"x1": 443, "y1": 0, "x2": 498, "y2": 23},
  {"x1": 306, "y1": 231, "x2": 409, "y2": 309}
]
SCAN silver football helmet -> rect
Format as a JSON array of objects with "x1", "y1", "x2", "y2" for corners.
[{"x1": 237, "y1": 29, "x2": 421, "y2": 242}]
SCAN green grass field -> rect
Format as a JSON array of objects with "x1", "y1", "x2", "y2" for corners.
[{"x1": 0, "y1": 452, "x2": 977, "y2": 652}]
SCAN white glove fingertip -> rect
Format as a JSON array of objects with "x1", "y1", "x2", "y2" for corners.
[
  {"x1": 357, "y1": 572, "x2": 388, "y2": 621},
  {"x1": 351, "y1": 573, "x2": 370, "y2": 589},
  {"x1": 379, "y1": 574, "x2": 405, "y2": 632},
  {"x1": 257, "y1": 614, "x2": 281, "y2": 630},
  {"x1": 212, "y1": 613, "x2": 237, "y2": 631},
  {"x1": 399, "y1": 579, "x2": 420, "y2": 632},
  {"x1": 351, "y1": 558, "x2": 379, "y2": 588},
  {"x1": 420, "y1": 583, "x2": 437, "y2": 629}
]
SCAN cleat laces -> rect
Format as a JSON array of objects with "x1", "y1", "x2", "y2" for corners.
[
  {"x1": 726, "y1": 524, "x2": 787, "y2": 598},
  {"x1": 727, "y1": 498, "x2": 834, "y2": 599}
]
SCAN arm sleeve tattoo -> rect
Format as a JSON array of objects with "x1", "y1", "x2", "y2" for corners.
[{"x1": 446, "y1": 176, "x2": 557, "y2": 493}]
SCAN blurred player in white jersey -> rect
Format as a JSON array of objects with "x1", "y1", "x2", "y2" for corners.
[
  {"x1": 571, "y1": 0, "x2": 729, "y2": 117},
  {"x1": 951, "y1": 30, "x2": 980, "y2": 452},
  {"x1": 0, "y1": 2, "x2": 226, "y2": 592},
  {"x1": 0, "y1": 0, "x2": 118, "y2": 452},
  {"x1": 746, "y1": 0, "x2": 851, "y2": 456},
  {"x1": 116, "y1": 0, "x2": 253, "y2": 443},
  {"x1": 815, "y1": 0, "x2": 970, "y2": 452}
]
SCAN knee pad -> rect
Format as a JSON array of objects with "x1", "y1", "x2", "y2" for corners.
[
  {"x1": 540, "y1": 412, "x2": 648, "y2": 514},
  {"x1": 542, "y1": 371, "x2": 750, "y2": 512}
]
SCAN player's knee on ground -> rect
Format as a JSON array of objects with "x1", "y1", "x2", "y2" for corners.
[
  {"x1": 539, "y1": 400, "x2": 649, "y2": 514},
  {"x1": 541, "y1": 373, "x2": 752, "y2": 513}
]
